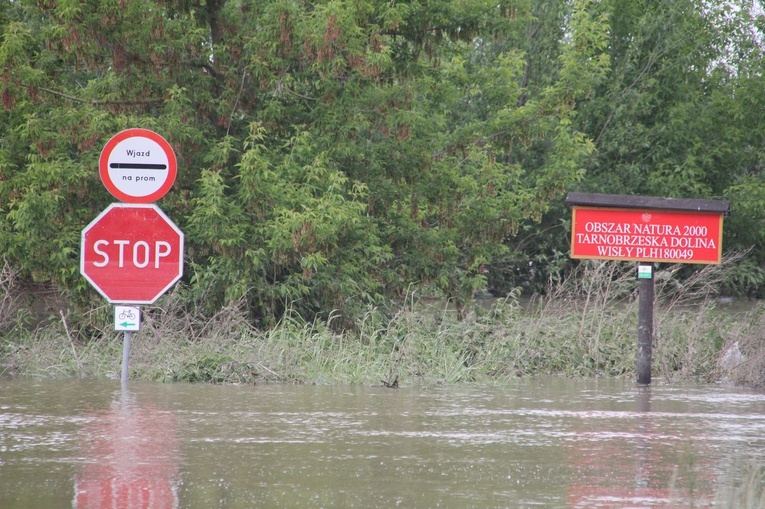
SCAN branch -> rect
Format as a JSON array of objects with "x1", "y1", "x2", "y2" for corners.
[
  {"x1": 274, "y1": 64, "x2": 318, "y2": 102},
  {"x1": 186, "y1": 60, "x2": 220, "y2": 79},
  {"x1": 34, "y1": 86, "x2": 165, "y2": 106},
  {"x1": 430, "y1": 128, "x2": 513, "y2": 160},
  {"x1": 227, "y1": 70, "x2": 247, "y2": 136},
  {"x1": 282, "y1": 86, "x2": 318, "y2": 102}
]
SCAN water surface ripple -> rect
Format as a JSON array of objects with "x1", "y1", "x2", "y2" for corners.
[{"x1": 1, "y1": 377, "x2": 764, "y2": 507}]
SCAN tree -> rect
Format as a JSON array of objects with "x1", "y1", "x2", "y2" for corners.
[
  {"x1": 572, "y1": 0, "x2": 765, "y2": 295},
  {"x1": 1, "y1": 0, "x2": 608, "y2": 324}
]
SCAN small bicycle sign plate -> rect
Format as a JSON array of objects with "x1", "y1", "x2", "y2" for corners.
[{"x1": 114, "y1": 306, "x2": 141, "y2": 331}]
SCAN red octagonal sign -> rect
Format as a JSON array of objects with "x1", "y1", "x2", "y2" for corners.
[{"x1": 81, "y1": 203, "x2": 184, "y2": 304}]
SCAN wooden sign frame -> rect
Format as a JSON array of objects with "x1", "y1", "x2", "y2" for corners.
[
  {"x1": 570, "y1": 206, "x2": 724, "y2": 264},
  {"x1": 566, "y1": 193, "x2": 730, "y2": 265}
]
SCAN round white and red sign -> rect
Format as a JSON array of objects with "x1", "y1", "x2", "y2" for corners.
[
  {"x1": 99, "y1": 129, "x2": 177, "y2": 203},
  {"x1": 80, "y1": 203, "x2": 184, "y2": 304}
]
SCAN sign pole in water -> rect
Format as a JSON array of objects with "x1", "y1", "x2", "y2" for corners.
[
  {"x1": 566, "y1": 193, "x2": 730, "y2": 385},
  {"x1": 636, "y1": 263, "x2": 654, "y2": 384},
  {"x1": 121, "y1": 331, "x2": 132, "y2": 384}
]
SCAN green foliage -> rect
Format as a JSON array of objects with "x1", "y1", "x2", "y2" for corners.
[
  {"x1": 1, "y1": 0, "x2": 606, "y2": 324},
  {"x1": 6, "y1": 0, "x2": 765, "y2": 323},
  {"x1": 571, "y1": 0, "x2": 765, "y2": 294}
]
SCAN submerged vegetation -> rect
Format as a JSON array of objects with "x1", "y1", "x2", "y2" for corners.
[{"x1": 2, "y1": 256, "x2": 762, "y2": 388}]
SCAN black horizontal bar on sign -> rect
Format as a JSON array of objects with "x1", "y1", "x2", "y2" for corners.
[
  {"x1": 109, "y1": 163, "x2": 167, "y2": 170},
  {"x1": 565, "y1": 192, "x2": 731, "y2": 215}
]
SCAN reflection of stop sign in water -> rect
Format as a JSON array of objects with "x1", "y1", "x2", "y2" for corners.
[
  {"x1": 74, "y1": 397, "x2": 180, "y2": 509},
  {"x1": 80, "y1": 203, "x2": 184, "y2": 304}
]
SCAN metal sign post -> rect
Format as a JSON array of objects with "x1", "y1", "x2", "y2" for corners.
[
  {"x1": 121, "y1": 331, "x2": 132, "y2": 384},
  {"x1": 115, "y1": 306, "x2": 141, "y2": 384}
]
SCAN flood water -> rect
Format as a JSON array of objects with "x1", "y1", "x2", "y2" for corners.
[{"x1": 1, "y1": 377, "x2": 765, "y2": 508}]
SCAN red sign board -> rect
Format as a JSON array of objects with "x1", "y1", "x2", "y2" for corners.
[
  {"x1": 99, "y1": 129, "x2": 177, "y2": 203},
  {"x1": 570, "y1": 206, "x2": 723, "y2": 264},
  {"x1": 81, "y1": 204, "x2": 184, "y2": 304}
]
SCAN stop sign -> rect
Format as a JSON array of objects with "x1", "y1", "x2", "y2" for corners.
[{"x1": 81, "y1": 203, "x2": 184, "y2": 304}]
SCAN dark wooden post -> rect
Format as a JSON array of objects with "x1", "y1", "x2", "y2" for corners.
[{"x1": 636, "y1": 263, "x2": 654, "y2": 385}]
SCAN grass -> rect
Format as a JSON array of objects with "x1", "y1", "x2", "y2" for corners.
[{"x1": 2, "y1": 255, "x2": 761, "y2": 387}]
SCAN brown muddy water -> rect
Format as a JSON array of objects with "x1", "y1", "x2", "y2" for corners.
[{"x1": 1, "y1": 377, "x2": 764, "y2": 508}]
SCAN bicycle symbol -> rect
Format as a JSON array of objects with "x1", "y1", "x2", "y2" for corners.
[{"x1": 118, "y1": 308, "x2": 136, "y2": 320}]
